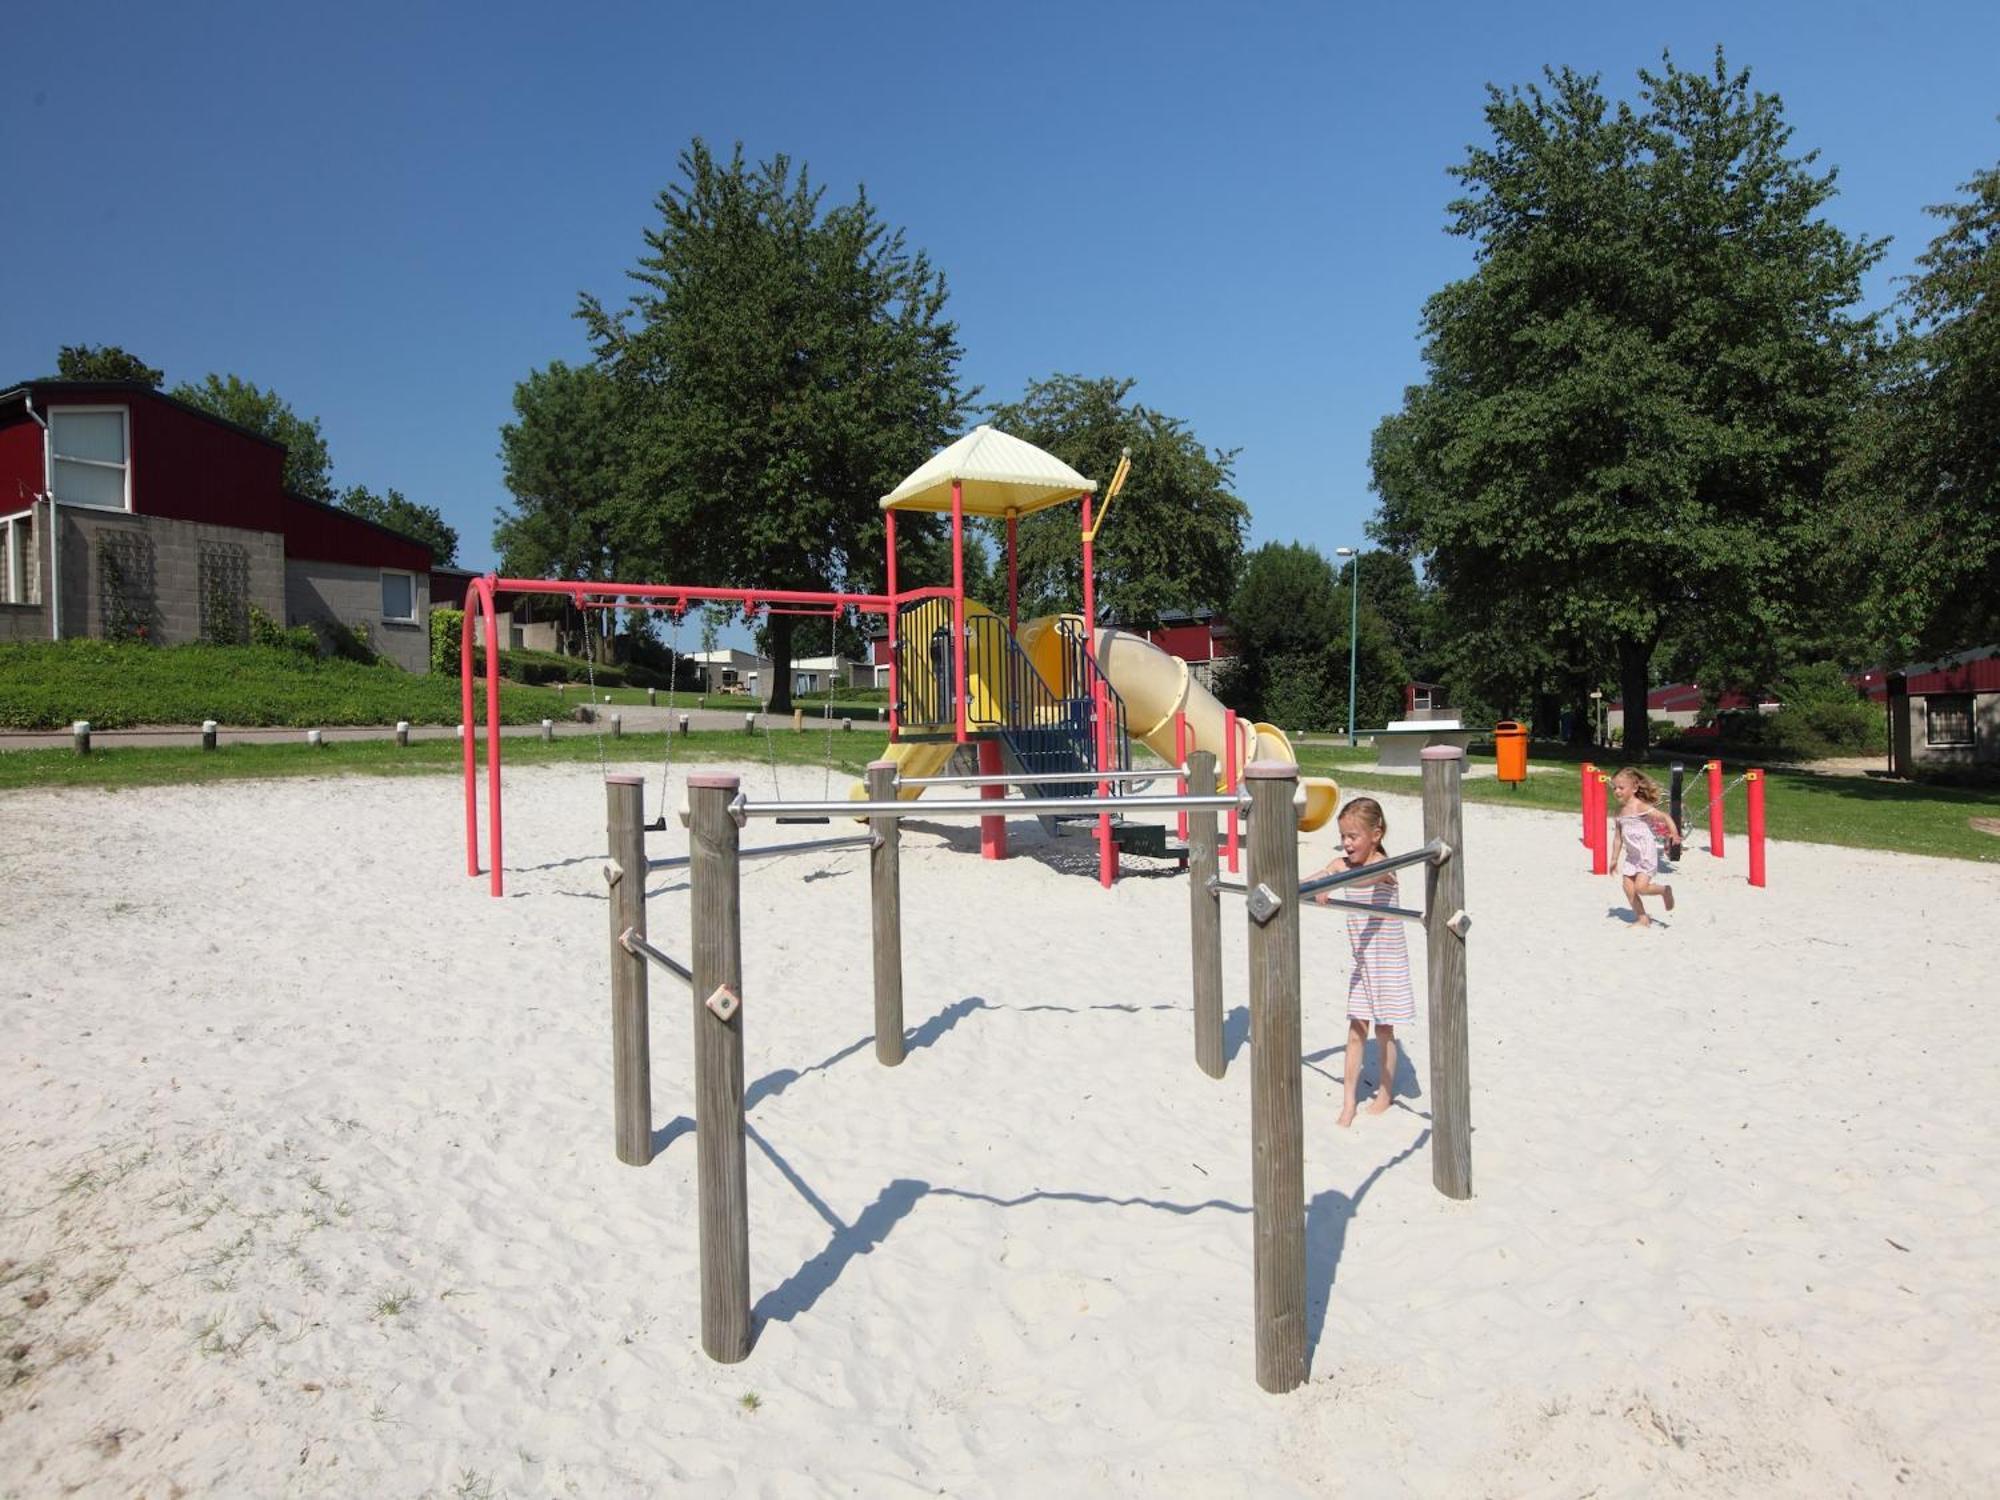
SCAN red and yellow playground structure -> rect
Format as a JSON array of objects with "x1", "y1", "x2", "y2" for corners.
[{"x1": 457, "y1": 425, "x2": 1335, "y2": 894}]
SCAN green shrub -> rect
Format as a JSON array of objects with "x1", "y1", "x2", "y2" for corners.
[
  {"x1": 1708, "y1": 664, "x2": 1885, "y2": 760},
  {"x1": 430, "y1": 607, "x2": 462, "y2": 675},
  {"x1": 249, "y1": 603, "x2": 317, "y2": 658}
]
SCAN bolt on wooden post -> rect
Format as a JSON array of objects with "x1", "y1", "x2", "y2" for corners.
[
  {"x1": 1244, "y1": 760, "x2": 1306, "y2": 1394},
  {"x1": 1186, "y1": 750, "x2": 1225, "y2": 1080},
  {"x1": 1421, "y1": 746, "x2": 1472, "y2": 1200},
  {"x1": 605, "y1": 774, "x2": 652, "y2": 1167},
  {"x1": 687, "y1": 771, "x2": 752, "y2": 1362},
  {"x1": 866, "y1": 760, "x2": 905, "y2": 1066}
]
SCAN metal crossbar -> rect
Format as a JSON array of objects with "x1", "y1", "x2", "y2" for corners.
[
  {"x1": 1208, "y1": 878, "x2": 1425, "y2": 922},
  {"x1": 647, "y1": 833, "x2": 872, "y2": 872},
  {"x1": 619, "y1": 927, "x2": 692, "y2": 986},
  {"x1": 1298, "y1": 839, "x2": 1451, "y2": 895},
  {"x1": 731, "y1": 791, "x2": 1245, "y2": 822},
  {"x1": 898, "y1": 768, "x2": 1173, "y2": 789}
]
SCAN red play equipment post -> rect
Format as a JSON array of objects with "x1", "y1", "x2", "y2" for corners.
[
  {"x1": 1006, "y1": 510, "x2": 1018, "y2": 633},
  {"x1": 1707, "y1": 759, "x2": 1725, "y2": 858},
  {"x1": 978, "y1": 738, "x2": 1007, "y2": 859},
  {"x1": 1175, "y1": 708, "x2": 1189, "y2": 844},
  {"x1": 1579, "y1": 761, "x2": 1596, "y2": 845},
  {"x1": 1590, "y1": 773, "x2": 1609, "y2": 876},
  {"x1": 1224, "y1": 708, "x2": 1241, "y2": 874},
  {"x1": 885, "y1": 510, "x2": 900, "y2": 742},
  {"x1": 1747, "y1": 769, "x2": 1766, "y2": 888},
  {"x1": 1080, "y1": 491, "x2": 1114, "y2": 888},
  {"x1": 950, "y1": 481, "x2": 967, "y2": 744}
]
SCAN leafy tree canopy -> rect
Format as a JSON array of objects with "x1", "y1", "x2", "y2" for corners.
[
  {"x1": 172, "y1": 373, "x2": 336, "y2": 503},
  {"x1": 983, "y1": 374, "x2": 1248, "y2": 628},
  {"x1": 1221, "y1": 541, "x2": 1407, "y2": 731},
  {"x1": 337, "y1": 484, "x2": 458, "y2": 566},
  {"x1": 54, "y1": 344, "x2": 164, "y2": 386},
  {"x1": 1370, "y1": 50, "x2": 1883, "y2": 753},
  {"x1": 495, "y1": 360, "x2": 634, "y2": 582}
]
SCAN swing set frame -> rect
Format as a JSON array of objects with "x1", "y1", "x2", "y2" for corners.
[{"x1": 459, "y1": 575, "x2": 906, "y2": 896}]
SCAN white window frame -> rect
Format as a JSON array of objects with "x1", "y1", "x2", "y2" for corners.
[
  {"x1": 1, "y1": 509, "x2": 32, "y2": 604},
  {"x1": 47, "y1": 405, "x2": 133, "y2": 512},
  {"x1": 380, "y1": 568, "x2": 418, "y2": 624},
  {"x1": 1924, "y1": 694, "x2": 1975, "y2": 748}
]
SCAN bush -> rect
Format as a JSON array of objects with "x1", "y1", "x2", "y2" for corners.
[
  {"x1": 1705, "y1": 664, "x2": 1885, "y2": 760},
  {"x1": 430, "y1": 607, "x2": 462, "y2": 675},
  {"x1": 249, "y1": 603, "x2": 317, "y2": 658}
]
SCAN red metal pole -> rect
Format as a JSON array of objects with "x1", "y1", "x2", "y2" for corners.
[
  {"x1": 885, "y1": 510, "x2": 899, "y2": 742},
  {"x1": 1708, "y1": 759, "x2": 1725, "y2": 858},
  {"x1": 483, "y1": 580, "x2": 505, "y2": 897},
  {"x1": 1580, "y1": 760, "x2": 1595, "y2": 845},
  {"x1": 1590, "y1": 772, "x2": 1608, "y2": 876},
  {"x1": 1081, "y1": 493, "x2": 1112, "y2": 887},
  {"x1": 1224, "y1": 708, "x2": 1241, "y2": 875},
  {"x1": 951, "y1": 482, "x2": 967, "y2": 744},
  {"x1": 1006, "y1": 510, "x2": 1018, "y2": 634},
  {"x1": 1175, "y1": 708, "x2": 1189, "y2": 843},
  {"x1": 461, "y1": 579, "x2": 480, "y2": 877},
  {"x1": 978, "y1": 738, "x2": 1007, "y2": 860},
  {"x1": 1747, "y1": 769, "x2": 1766, "y2": 888}
]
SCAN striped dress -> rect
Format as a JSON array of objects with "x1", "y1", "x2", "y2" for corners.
[{"x1": 1346, "y1": 869, "x2": 1416, "y2": 1025}]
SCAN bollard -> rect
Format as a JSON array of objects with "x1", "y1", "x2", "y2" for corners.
[
  {"x1": 610, "y1": 713, "x2": 622, "y2": 740},
  {"x1": 395, "y1": 720, "x2": 410, "y2": 749},
  {"x1": 1244, "y1": 761, "x2": 1305, "y2": 1394},
  {"x1": 648, "y1": 687, "x2": 657, "y2": 707},
  {"x1": 866, "y1": 761, "x2": 904, "y2": 1066},
  {"x1": 743, "y1": 711, "x2": 755, "y2": 736},
  {"x1": 1422, "y1": 747, "x2": 1472, "y2": 1200},
  {"x1": 1707, "y1": 760, "x2": 1725, "y2": 858},
  {"x1": 1187, "y1": 751, "x2": 1224, "y2": 1079},
  {"x1": 1591, "y1": 774, "x2": 1610, "y2": 875},
  {"x1": 687, "y1": 772, "x2": 751, "y2": 1363},
  {"x1": 1747, "y1": 769, "x2": 1766, "y2": 888},
  {"x1": 557, "y1": 682, "x2": 566, "y2": 698},
  {"x1": 201, "y1": 719, "x2": 218, "y2": 752},
  {"x1": 541, "y1": 718, "x2": 553, "y2": 742},
  {"x1": 307, "y1": 729, "x2": 323, "y2": 749},
  {"x1": 842, "y1": 717, "x2": 852, "y2": 733},
  {"x1": 678, "y1": 713, "x2": 691, "y2": 737},
  {"x1": 606, "y1": 775, "x2": 652, "y2": 1166},
  {"x1": 878, "y1": 705, "x2": 887, "y2": 722},
  {"x1": 72, "y1": 720, "x2": 90, "y2": 755},
  {"x1": 1580, "y1": 761, "x2": 1596, "y2": 845},
  {"x1": 792, "y1": 708, "x2": 804, "y2": 734},
  {"x1": 1669, "y1": 763, "x2": 1685, "y2": 859}
]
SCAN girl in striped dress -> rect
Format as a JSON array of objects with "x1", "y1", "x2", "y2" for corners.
[{"x1": 1313, "y1": 797, "x2": 1416, "y2": 1127}]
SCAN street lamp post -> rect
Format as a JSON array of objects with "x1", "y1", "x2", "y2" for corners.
[{"x1": 1335, "y1": 546, "x2": 1360, "y2": 746}]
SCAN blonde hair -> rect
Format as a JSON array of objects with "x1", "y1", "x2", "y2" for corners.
[
  {"x1": 1615, "y1": 766, "x2": 1663, "y2": 805},
  {"x1": 1338, "y1": 796, "x2": 1388, "y2": 840}
]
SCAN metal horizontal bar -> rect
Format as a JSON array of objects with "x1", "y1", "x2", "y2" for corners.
[
  {"x1": 491, "y1": 578, "x2": 894, "y2": 613},
  {"x1": 1297, "y1": 839, "x2": 1450, "y2": 897},
  {"x1": 732, "y1": 791, "x2": 1247, "y2": 821},
  {"x1": 1209, "y1": 878, "x2": 1425, "y2": 922},
  {"x1": 620, "y1": 927, "x2": 693, "y2": 986},
  {"x1": 648, "y1": 833, "x2": 872, "y2": 871},
  {"x1": 898, "y1": 768, "x2": 1175, "y2": 788}
]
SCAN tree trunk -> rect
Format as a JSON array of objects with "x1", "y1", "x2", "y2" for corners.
[
  {"x1": 767, "y1": 612, "x2": 794, "y2": 714},
  {"x1": 1617, "y1": 636, "x2": 1653, "y2": 758}
]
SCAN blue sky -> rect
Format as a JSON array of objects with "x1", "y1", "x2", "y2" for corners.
[{"x1": 5, "y1": 0, "x2": 1995, "y2": 584}]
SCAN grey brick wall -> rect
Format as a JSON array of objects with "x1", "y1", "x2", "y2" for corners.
[
  {"x1": 56, "y1": 505, "x2": 285, "y2": 647},
  {"x1": 286, "y1": 559, "x2": 431, "y2": 673},
  {"x1": 0, "y1": 603, "x2": 44, "y2": 642}
]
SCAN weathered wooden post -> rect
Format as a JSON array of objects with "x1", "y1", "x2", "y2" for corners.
[
  {"x1": 678, "y1": 713, "x2": 691, "y2": 737},
  {"x1": 687, "y1": 771, "x2": 751, "y2": 1362},
  {"x1": 610, "y1": 713, "x2": 622, "y2": 740},
  {"x1": 792, "y1": 707, "x2": 804, "y2": 733},
  {"x1": 72, "y1": 720, "x2": 90, "y2": 755},
  {"x1": 201, "y1": 719, "x2": 218, "y2": 751},
  {"x1": 866, "y1": 760, "x2": 905, "y2": 1066},
  {"x1": 605, "y1": 774, "x2": 652, "y2": 1167},
  {"x1": 1187, "y1": 750, "x2": 1224, "y2": 1080},
  {"x1": 395, "y1": 720, "x2": 409, "y2": 748},
  {"x1": 1244, "y1": 760, "x2": 1305, "y2": 1393},
  {"x1": 742, "y1": 711, "x2": 755, "y2": 736},
  {"x1": 1421, "y1": 746, "x2": 1471, "y2": 1200}
]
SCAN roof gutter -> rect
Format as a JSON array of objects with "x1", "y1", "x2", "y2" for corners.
[{"x1": 22, "y1": 392, "x2": 58, "y2": 641}]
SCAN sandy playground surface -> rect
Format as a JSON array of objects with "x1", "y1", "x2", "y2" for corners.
[{"x1": 2, "y1": 758, "x2": 1997, "y2": 1497}]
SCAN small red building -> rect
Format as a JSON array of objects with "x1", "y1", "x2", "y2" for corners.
[{"x1": 0, "y1": 380, "x2": 438, "y2": 671}]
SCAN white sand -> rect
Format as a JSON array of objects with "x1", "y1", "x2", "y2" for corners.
[{"x1": 2, "y1": 759, "x2": 1996, "y2": 1497}]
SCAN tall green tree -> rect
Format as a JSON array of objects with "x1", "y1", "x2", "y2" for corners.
[
  {"x1": 1370, "y1": 52, "x2": 1883, "y2": 753},
  {"x1": 54, "y1": 344, "x2": 164, "y2": 386},
  {"x1": 495, "y1": 361, "x2": 634, "y2": 582},
  {"x1": 337, "y1": 484, "x2": 458, "y2": 565},
  {"x1": 1222, "y1": 541, "x2": 1407, "y2": 731},
  {"x1": 983, "y1": 374, "x2": 1248, "y2": 627},
  {"x1": 1836, "y1": 154, "x2": 2000, "y2": 660},
  {"x1": 172, "y1": 373, "x2": 336, "y2": 502},
  {"x1": 577, "y1": 140, "x2": 966, "y2": 712}
]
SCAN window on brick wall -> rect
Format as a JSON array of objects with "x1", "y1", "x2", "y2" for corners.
[
  {"x1": 2, "y1": 513, "x2": 31, "y2": 604},
  {"x1": 1925, "y1": 695, "x2": 1974, "y2": 747},
  {"x1": 380, "y1": 569, "x2": 416, "y2": 623}
]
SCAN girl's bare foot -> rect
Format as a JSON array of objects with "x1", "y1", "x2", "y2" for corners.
[
  {"x1": 1662, "y1": 885, "x2": 1675, "y2": 912},
  {"x1": 1633, "y1": 913, "x2": 1652, "y2": 928},
  {"x1": 1336, "y1": 1103, "x2": 1357, "y2": 1128},
  {"x1": 1366, "y1": 1091, "x2": 1394, "y2": 1115}
]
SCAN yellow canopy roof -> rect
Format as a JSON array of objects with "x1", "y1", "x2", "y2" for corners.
[{"x1": 879, "y1": 425, "x2": 1094, "y2": 517}]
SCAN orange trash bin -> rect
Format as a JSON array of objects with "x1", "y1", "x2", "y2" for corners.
[{"x1": 1493, "y1": 720, "x2": 1529, "y2": 785}]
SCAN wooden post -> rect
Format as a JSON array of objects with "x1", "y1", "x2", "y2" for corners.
[
  {"x1": 201, "y1": 719, "x2": 218, "y2": 751},
  {"x1": 72, "y1": 720, "x2": 90, "y2": 755},
  {"x1": 688, "y1": 771, "x2": 752, "y2": 1362},
  {"x1": 395, "y1": 719, "x2": 410, "y2": 748},
  {"x1": 541, "y1": 718, "x2": 553, "y2": 742},
  {"x1": 679, "y1": 713, "x2": 691, "y2": 736},
  {"x1": 610, "y1": 713, "x2": 622, "y2": 740},
  {"x1": 743, "y1": 711, "x2": 755, "y2": 735},
  {"x1": 1187, "y1": 751, "x2": 1224, "y2": 1079},
  {"x1": 1244, "y1": 760, "x2": 1305, "y2": 1393},
  {"x1": 793, "y1": 707, "x2": 804, "y2": 733},
  {"x1": 1421, "y1": 746, "x2": 1472, "y2": 1201},
  {"x1": 867, "y1": 760, "x2": 906, "y2": 1066},
  {"x1": 606, "y1": 774, "x2": 652, "y2": 1167}
]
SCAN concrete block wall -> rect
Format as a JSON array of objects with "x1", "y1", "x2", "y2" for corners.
[
  {"x1": 57, "y1": 505, "x2": 285, "y2": 646},
  {"x1": 286, "y1": 559, "x2": 431, "y2": 673}
]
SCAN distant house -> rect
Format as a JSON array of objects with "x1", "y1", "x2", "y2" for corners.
[
  {"x1": 1886, "y1": 646, "x2": 1999, "y2": 775},
  {"x1": 686, "y1": 648, "x2": 769, "y2": 695},
  {"x1": 790, "y1": 654, "x2": 868, "y2": 693},
  {"x1": 0, "y1": 379, "x2": 436, "y2": 671},
  {"x1": 1607, "y1": 684, "x2": 1769, "y2": 736}
]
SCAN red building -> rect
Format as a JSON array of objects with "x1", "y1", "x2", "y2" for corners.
[{"x1": 0, "y1": 380, "x2": 438, "y2": 671}]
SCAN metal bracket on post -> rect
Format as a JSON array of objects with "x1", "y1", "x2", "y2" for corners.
[
  {"x1": 726, "y1": 792, "x2": 749, "y2": 828},
  {"x1": 1247, "y1": 882, "x2": 1284, "y2": 926},
  {"x1": 705, "y1": 984, "x2": 741, "y2": 1022},
  {"x1": 1446, "y1": 909, "x2": 1472, "y2": 937},
  {"x1": 1431, "y1": 839, "x2": 1455, "y2": 865},
  {"x1": 602, "y1": 862, "x2": 624, "y2": 888}
]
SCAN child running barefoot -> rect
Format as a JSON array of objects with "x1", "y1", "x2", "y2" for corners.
[
  {"x1": 1609, "y1": 766, "x2": 1679, "y2": 927},
  {"x1": 1310, "y1": 797, "x2": 1415, "y2": 1126}
]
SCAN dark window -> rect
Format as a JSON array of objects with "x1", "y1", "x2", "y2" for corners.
[{"x1": 1925, "y1": 695, "x2": 1974, "y2": 747}]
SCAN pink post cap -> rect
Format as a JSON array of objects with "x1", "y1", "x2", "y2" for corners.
[
  {"x1": 867, "y1": 758, "x2": 898, "y2": 770},
  {"x1": 686, "y1": 771, "x2": 741, "y2": 789},
  {"x1": 604, "y1": 773, "x2": 644, "y2": 786},
  {"x1": 1420, "y1": 745, "x2": 1466, "y2": 761},
  {"x1": 1244, "y1": 759, "x2": 1299, "y2": 780}
]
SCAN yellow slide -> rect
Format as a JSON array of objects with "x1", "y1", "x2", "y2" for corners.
[
  {"x1": 1015, "y1": 615, "x2": 1339, "y2": 832},
  {"x1": 869, "y1": 738, "x2": 960, "y2": 799}
]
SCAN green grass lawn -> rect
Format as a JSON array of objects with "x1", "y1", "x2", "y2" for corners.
[{"x1": 0, "y1": 640, "x2": 569, "y2": 730}]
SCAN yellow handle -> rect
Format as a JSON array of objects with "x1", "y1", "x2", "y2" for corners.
[{"x1": 1083, "y1": 447, "x2": 1132, "y2": 544}]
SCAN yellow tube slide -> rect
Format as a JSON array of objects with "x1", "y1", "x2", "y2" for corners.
[{"x1": 1016, "y1": 616, "x2": 1337, "y2": 832}]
